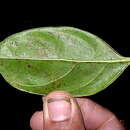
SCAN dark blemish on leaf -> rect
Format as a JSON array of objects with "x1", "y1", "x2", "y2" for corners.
[
  {"x1": 27, "y1": 64, "x2": 31, "y2": 68},
  {"x1": 10, "y1": 41, "x2": 18, "y2": 46}
]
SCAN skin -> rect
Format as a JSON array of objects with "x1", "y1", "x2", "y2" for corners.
[{"x1": 30, "y1": 91, "x2": 125, "y2": 130}]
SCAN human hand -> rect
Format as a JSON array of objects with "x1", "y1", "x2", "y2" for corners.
[{"x1": 30, "y1": 91, "x2": 125, "y2": 130}]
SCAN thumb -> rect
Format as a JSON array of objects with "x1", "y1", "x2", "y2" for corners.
[{"x1": 43, "y1": 91, "x2": 85, "y2": 130}]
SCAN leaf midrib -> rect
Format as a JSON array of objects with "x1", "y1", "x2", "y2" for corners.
[{"x1": 0, "y1": 57, "x2": 130, "y2": 63}]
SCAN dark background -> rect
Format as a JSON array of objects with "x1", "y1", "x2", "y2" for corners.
[{"x1": 0, "y1": 3, "x2": 130, "y2": 130}]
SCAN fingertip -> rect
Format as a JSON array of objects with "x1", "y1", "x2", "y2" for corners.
[
  {"x1": 30, "y1": 111, "x2": 43, "y2": 130},
  {"x1": 43, "y1": 91, "x2": 73, "y2": 122},
  {"x1": 43, "y1": 91, "x2": 85, "y2": 130}
]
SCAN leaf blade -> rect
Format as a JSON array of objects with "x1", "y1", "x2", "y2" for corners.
[{"x1": 0, "y1": 27, "x2": 129, "y2": 96}]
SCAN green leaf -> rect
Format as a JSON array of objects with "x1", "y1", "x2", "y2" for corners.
[{"x1": 0, "y1": 27, "x2": 130, "y2": 96}]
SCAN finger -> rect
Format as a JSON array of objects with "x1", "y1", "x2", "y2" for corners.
[
  {"x1": 30, "y1": 111, "x2": 43, "y2": 130},
  {"x1": 43, "y1": 91, "x2": 85, "y2": 130},
  {"x1": 76, "y1": 98, "x2": 125, "y2": 130}
]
